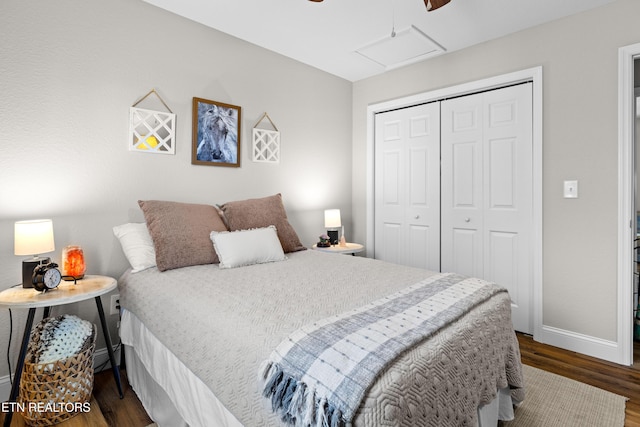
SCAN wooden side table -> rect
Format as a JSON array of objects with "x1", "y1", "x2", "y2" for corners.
[
  {"x1": 0, "y1": 275, "x2": 123, "y2": 427},
  {"x1": 312, "y1": 242, "x2": 364, "y2": 255}
]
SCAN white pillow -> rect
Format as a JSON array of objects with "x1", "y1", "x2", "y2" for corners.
[
  {"x1": 210, "y1": 226, "x2": 286, "y2": 269},
  {"x1": 113, "y1": 223, "x2": 156, "y2": 273}
]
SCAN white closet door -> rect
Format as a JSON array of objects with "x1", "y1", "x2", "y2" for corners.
[
  {"x1": 374, "y1": 102, "x2": 440, "y2": 270},
  {"x1": 441, "y1": 83, "x2": 533, "y2": 333},
  {"x1": 440, "y1": 94, "x2": 484, "y2": 278}
]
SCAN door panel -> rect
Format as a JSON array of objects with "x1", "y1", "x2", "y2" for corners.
[
  {"x1": 488, "y1": 231, "x2": 518, "y2": 293},
  {"x1": 442, "y1": 93, "x2": 484, "y2": 277},
  {"x1": 452, "y1": 142, "x2": 480, "y2": 208},
  {"x1": 442, "y1": 83, "x2": 533, "y2": 333},
  {"x1": 375, "y1": 103, "x2": 440, "y2": 270},
  {"x1": 407, "y1": 224, "x2": 432, "y2": 269},
  {"x1": 489, "y1": 137, "x2": 516, "y2": 209},
  {"x1": 483, "y1": 85, "x2": 533, "y2": 333},
  {"x1": 449, "y1": 228, "x2": 480, "y2": 277},
  {"x1": 409, "y1": 147, "x2": 428, "y2": 206},
  {"x1": 382, "y1": 150, "x2": 401, "y2": 206},
  {"x1": 380, "y1": 222, "x2": 402, "y2": 265}
]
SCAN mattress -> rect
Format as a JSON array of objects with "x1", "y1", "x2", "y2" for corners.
[{"x1": 118, "y1": 249, "x2": 523, "y2": 426}]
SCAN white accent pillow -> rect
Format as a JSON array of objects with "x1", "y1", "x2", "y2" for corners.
[
  {"x1": 210, "y1": 226, "x2": 286, "y2": 269},
  {"x1": 113, "y1": 223, "x2": 156, "y2": 273}
]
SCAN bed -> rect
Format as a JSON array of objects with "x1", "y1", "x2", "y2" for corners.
[{"x1": 113, "y1": 195, "x2": 524, "y2": 427}]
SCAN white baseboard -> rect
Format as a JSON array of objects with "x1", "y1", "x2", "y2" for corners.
[
  {"x1": 536, "y1": 324, "x2": 621, "y2": 363},
  {"x1": 0, "y1": 344, "x2": 121, "y2": 402}
]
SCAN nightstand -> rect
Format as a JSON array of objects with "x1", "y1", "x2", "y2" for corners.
[
  {"x1": 0, "y1": 275, "x2": 123, "y2": 427},
  {"x1": 312, "y1": 242, "x2": 364, "y2": 255}
]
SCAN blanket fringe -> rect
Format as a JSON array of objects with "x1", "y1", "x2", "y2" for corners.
[
  {"x1": 303, "y1": 380, "x2": 315, "y2": 426},
  {"x1": 262, "y1": 362, "x2": 345, "y2": 427},
  {"x1": 316, "y1": 397, "x2": 327, "y2": 427}
]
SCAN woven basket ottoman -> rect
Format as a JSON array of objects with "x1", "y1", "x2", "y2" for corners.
[{"x1": 18, "y1": 314, "x2": 96, "y2": 426}]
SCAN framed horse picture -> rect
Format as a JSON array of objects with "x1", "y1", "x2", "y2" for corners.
[{"x1": 192, "y1": 97, "x2": 242, "y2": 167}]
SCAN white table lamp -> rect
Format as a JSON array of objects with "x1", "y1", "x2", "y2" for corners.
[
  {"x1": 15, "y1": 219, "x2": 55, "y2": 288},
  {"x1": 324, "y1": 209, "x2": 341, "y2": 245}
]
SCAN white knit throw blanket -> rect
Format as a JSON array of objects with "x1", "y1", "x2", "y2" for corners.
[{"x1": 260, "y1": 273, "x2": 506, "y2": 427}]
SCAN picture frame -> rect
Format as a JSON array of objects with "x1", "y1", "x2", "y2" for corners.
[{"x1": 192, "y1": 97, "x2": 241, "y2": 167}]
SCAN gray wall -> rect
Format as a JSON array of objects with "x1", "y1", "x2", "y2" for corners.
[
  {"x1": 352, "y1": 0, "x2": 640, "y2": 342},
  {"x1": 0, "y1": 0, "x2": 352, "y2": 379}
]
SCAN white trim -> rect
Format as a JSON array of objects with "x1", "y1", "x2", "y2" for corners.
[
  {"x1": 617, "y1": 43, "x2": 640, "y2": 366},
  {"x1": 366, "y1": 66, "x2": 543, "y2": 337},
  {"x1": 537, "y1": 325, "x2": 620, "y2": 362},
  {"x1": 0, "y1": 344, "x2": 121, "y2": 402}
]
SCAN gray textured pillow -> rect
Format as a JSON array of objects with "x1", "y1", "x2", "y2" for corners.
[
  {"x1": 138, "y1": 200, "x2": 228, "y2": 271},
  {"x1": 219, "y1": 194, "x2": 306, "y2": 253}
]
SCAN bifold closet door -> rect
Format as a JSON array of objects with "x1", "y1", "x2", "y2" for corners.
[
  {"x1": 374, "y1": 102, "x2": 440, "y2": 271},
  {"x1": 440, "y1": 83, "x2": 533, "y2": 333}
]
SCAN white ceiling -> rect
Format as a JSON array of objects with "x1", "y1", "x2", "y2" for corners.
[{"x1": 143, "y1": 0, "x2": 616, "y2": 82}]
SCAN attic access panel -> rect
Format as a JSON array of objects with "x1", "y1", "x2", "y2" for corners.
[{"x1": 355, "y1": 25, "x2": 445, "y2": 70}]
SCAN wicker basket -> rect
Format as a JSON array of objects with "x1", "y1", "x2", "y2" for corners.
[{"x1": 18, "y1": 321, "x2": 96, "y2": 426}]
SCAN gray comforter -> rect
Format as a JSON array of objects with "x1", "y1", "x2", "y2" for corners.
[{"x1": 119, "y1": 250, "x2": 523, "y2": 426}]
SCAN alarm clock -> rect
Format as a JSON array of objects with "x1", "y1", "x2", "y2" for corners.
[{"x1": 32, "y1": 262, "x2": 62, "y2": 292}]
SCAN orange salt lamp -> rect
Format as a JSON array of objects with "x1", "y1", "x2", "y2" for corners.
[{"x1": 62, "y1": 245, "x2": 85, "y2": 280}]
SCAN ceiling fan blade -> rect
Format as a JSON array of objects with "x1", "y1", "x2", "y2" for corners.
[{"x1": 424, "y1": 0, "x2": 451, "y2": 11}]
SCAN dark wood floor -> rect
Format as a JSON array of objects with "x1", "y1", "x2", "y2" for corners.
[
  {"x1": 4, "y1": 333, "x2": 640, "y2": 426},
  {"x1": 92, "y1": 368, "x2": 153, "y2": 427}
]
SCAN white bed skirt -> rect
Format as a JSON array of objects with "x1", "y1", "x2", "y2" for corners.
[{"x1": 120, "y1": 309, "x2": 515, "y2": 427}]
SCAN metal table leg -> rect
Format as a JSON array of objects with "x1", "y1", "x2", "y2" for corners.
[
  {"x1": 95, "y1": 296, "x2": 124, "y2": 398},
  {"x1": 4, "y1": 308, "x2": 36, "y2": 427}
]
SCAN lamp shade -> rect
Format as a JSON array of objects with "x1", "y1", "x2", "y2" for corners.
[
  {"x1": 324, "y1": 209, "x2": 341, "y2": 228},
  {"x1": 14, "y1": 219, "x2": 55, "y2": 256}
]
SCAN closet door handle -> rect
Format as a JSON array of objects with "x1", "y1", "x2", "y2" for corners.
[
  {"x1": 415, "y1": 215, "x2": 420, "y2": 219},
  {"x1": 464, "y1": 217, "x2": 471, "y2": 222}
]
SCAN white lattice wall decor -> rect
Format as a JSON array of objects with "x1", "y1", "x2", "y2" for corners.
[
  {"x1": 252, "y1": 112, "x2": 280, "y2": 163},
  {"x1": 128, "y1": 89, "x2": 176, "y2": 154},
  {"x1": 129, "y1": 107, "x2": 176, "y2": 154},
  {"x1": 252, "y1": 128, "x2": 280, "y2": 163}
]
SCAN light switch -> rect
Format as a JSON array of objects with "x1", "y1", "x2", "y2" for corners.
[{"x1": 564, "y1": 180, "x2": 578, "y2": 198}]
